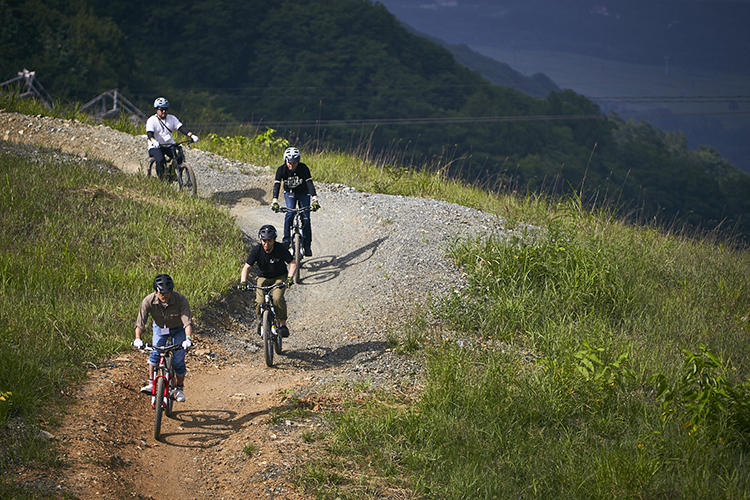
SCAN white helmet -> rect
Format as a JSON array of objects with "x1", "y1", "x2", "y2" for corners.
[
  {"x1": 283, "y1": 147, "x2": 300, "y2": 163},
  {"x1": 153, "y1": 97, "x2": 169, "y2": 109}
]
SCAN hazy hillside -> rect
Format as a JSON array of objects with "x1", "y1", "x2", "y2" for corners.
[{"x1": 2, "y1": 0, "x2": 749, "y2": 239}]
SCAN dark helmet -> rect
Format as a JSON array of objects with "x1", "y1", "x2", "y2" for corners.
[
  {"x1": 258, "y1": 224, "x2": 277, "y2": 240},
  {"x1": 153, "y1": 273, "x2": 174, "y2": 293}
]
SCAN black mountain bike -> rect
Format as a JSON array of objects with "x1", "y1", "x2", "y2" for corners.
[
  {"x1": 279, "y1": 206, "x2": 314, "y2": 284},
  {"x1": 139, "y1": 342, "x2": 185, "y2": 440},
  {"x1": 243, "y1": 282, "x2": 286, "y2": 367},
  {"x1": 147, "y1": 139, "x2": 197, "y2": 195}
]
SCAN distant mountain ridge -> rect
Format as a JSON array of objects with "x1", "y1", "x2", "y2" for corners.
[{"x1": 2, "y1": 0, "x2": 748, "y2": 239}]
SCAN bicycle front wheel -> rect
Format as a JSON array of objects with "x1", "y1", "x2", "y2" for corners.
[
  {"x1": 153, "y1": 377, "x2": 166, "y2": 440},
  {"x1": 293, "y1": 233, "x2": 302, "y2": 284},
  {"x1": 147, "y1": 159, "x2": 158, "y2": 178},
  {"x1": 262, "y1": 310, "x2": 274, "y2": 367}
]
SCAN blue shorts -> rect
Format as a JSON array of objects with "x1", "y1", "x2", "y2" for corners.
[{"x1": 148, "y1": 323, "x2": 187, "y2": 376}]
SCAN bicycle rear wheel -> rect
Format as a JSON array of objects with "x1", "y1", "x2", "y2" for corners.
[
  {"x1": 262, "y1": 310, "x2": 274, "y2": 367},
  {"x1": 293, "y1": 233, "x2": 302, "y2": 284},
  {"x1": 274, "y1": 321, "x2": 283, "y2": 355},
  {"x1": 178, "y1": 165, "x2": 197, "y2": 196},
  {"x1": 147, "y1": 159, "x2": 158, "y2": 178},
  {"x1": 153, "y1": 377, "x2": 165, "y2": 440},
  {"x1": 166, "y1": 375, "x2": 175, "y2": 418}
]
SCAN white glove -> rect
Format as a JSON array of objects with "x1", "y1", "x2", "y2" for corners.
[
  {"x1": 182, "y1": 338, "x2": 192, "y2": 350},
  {"x1": 312, "y1": 196, "x2": 318, "y2": 202},
  {"x1": 147, "y1": 138, "x2": 159, "y2": 150},
  {"x1": 190, "y1": 134, "x2": 199, "y2": 143},
  {"x1": 132, "y1": 338, "x2": 144, "y2": 349}
]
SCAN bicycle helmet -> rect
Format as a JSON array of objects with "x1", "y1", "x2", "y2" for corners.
[
  {"x1": 258, "y1": 224, "x2": 277, "y2": 241},
  {"x1": 283, "y1": 147, "x2": 300, "y2": 163},
  {"x1": 153, "y1": 273, "x2": 174, "y2": 293},
  {"x1": 153, "y1": 97, "x2": 169, "y2": 109}
]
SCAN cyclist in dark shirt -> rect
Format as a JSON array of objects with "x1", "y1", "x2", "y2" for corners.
[
  {"x1": 240, "y1": 224, "x2": 297, "y2": 337},
  {"x1": 271, "y1": 147, "x2": 320, "y2": 256}
]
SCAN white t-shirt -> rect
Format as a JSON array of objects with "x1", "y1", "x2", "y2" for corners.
[{"x1": 146, "y1": 114, "x2": 183, "y2": 145}]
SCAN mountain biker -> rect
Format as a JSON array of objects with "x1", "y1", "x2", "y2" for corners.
[
  {"x1": 271, "y1": 147, "x2": 320, "y2": 256},
  {"x1": 132, "y1": 273, "x2": 193, "y2": 402},
  {"x1": 240, "y1": 224, "x2": 297, "y2": 337},
  {"x1": 146, "y1": 97, "x2": 199, "y2": 179}
]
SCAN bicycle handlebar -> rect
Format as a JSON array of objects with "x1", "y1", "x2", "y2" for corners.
[
  {"x1": 242, "y1": 282, "x2": 287, "y2": 292},
  {"x1": 139, "y1": 343, "x2": 184, "y2": 353},
  {"x1": 279, "y1": 206, "x2": 313, "y2": 214}
]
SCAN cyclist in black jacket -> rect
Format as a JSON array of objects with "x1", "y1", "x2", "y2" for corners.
[
  {"x1": 240, "y1": 224, "x2": 297, "y2": 337},
  {"x1": 271, "y1": 147, "x2": 320, "y2": 256}
]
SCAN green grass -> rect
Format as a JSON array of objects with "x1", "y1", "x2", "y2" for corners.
[
  {"x1": 303, "y1": 205, "x2": 750, "y2": 498},
  {"x1": 3, "y1": 103, "x2": 749, "y2": 496},
  {"x1": 0, "y1": 147, "x2": 244, "y2": 478}
]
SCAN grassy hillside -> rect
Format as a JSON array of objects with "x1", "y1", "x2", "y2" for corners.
[
  {"x1": 1, "y1": 108, "x2": 748, "y2": 496},
  {"x1": 0, "y1": 143, "x2": 244, "y2": 489}
]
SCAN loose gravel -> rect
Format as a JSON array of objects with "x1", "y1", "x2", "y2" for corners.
[{"x1": 1, "y1": 110, "x2": 515, "y2": 389}]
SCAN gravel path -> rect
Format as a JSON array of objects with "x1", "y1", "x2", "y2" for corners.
[{"x1": 1, "y1": 110, "x2": 512, "y2": 498}]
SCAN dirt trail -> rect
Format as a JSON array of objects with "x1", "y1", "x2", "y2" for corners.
[{"x1": 2, "y1": 111, "x2": 504, "y2": 498}]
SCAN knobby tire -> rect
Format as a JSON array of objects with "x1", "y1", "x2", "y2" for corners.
[
  {"x1": 180, "y1": 165, "x2": 197, "y2": 196},
  {"x1": 293, "y1": 233, "x2": 301, "y2": 284},
  {"x1": 263, "y1": 309, "x2": 274, "y2": 367},
  {"x1": 166, "y1": 374, "x2": 175, "y2": 418},
  {"x1": 274, "y1": 321, "x2": 283, "y2": 355},
  {"x1": 153, "y1": 377, "x2": 166, "y2": 440}
]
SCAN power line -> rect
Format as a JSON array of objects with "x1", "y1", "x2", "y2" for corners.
[{"x1": 187, "y1": 109, "x2": 750, "y2": 130}]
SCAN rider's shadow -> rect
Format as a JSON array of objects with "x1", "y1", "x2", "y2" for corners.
[
  {"x1": 157, "y1": 401, "x2": 291, "y2": 448},
  {"x1": 284, "y1": 340, "x2": 390, "y2": 369},
  {"x1": 210, "y1": 187, "x2": 267, "y2": 206},
  {"x1": 299, "y1": 236, "x2": 388, "y2": 285}
]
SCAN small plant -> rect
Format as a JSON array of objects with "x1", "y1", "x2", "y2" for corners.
[
  {"x1": 242, "y1": 443, "x2": 256, "y2": 458},
  {"x1": 574, "y1": 341, "x2": 634, "y2": 391},
  {"x1": 301, "y1": 431, "x2": 316, "y2": 443}
]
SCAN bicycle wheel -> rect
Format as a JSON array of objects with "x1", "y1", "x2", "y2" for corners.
[
  {"x1": 154, "y1": 377, "x2": 166, "y2": 440},
  {"x1": 166, "y1": 375, "x2": 175, "y2": 418},
  {"x1": 147, "y1": 159, "x2": 158, "y2": 178},
  {"x1": 293, "y1": 233, "x2": 302, "y2": 283},
  {"x1": 262, "y1": 309, "x2": 274, "y2": 367},
  {"x1": 178, "y1": 165, "x2": 197, "y2": 196},
  {"x1": 274, "y1": 320, "x2": 283, "y2": 355}
]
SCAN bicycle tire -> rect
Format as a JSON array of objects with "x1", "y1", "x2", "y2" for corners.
[
  {"x1": 166, "y1": 375, "x2": 175, "y2": 418},
  {"x1": 263, "y1": 309, "x2": 274, "y2": 367},
  {"x1": 154, "y1": 377, "x2": 166, "y2": 440},
  {"x1": 274, "y1": 321, "x2": 283, "y2": 355},
  {"x1": 147, "y1": 159, "x2": 158, "y2": 178},
  {"x1": 179, "y1": 165, "x2": 197, "y2": 196},
  {"x1": 293, "y1": 233, "x2": 302, "y2": 284}
]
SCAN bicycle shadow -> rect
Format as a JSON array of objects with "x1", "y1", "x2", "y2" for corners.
[
  {"x1": 158, "y1": 401, "x2": 289, "y2": 448},
  {"x1": 299, "y1": 236, "x2": 388, "y2": 285},
  {"x1": 283, "y1": 340, "x2": 390, "y2": 369},
  {"x1": 209, "y1": 187, "x2": 267, "y2": 206}
]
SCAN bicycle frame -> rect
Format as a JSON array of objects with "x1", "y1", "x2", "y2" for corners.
[
  {"x1": 144, "y1": 343, "x2": 182, "y2": 408},
  {"x1": 244, "y1": 282, "x2": 286, "y2": 366}
]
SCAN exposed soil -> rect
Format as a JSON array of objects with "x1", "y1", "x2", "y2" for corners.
[{"x1": 1, "y1": 111, "x2": 506, "y2": 499}]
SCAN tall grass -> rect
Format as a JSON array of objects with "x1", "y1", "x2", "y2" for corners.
[
  {"x1": 300, "y1": 203, "x2": 750, "y2": 497},
  {"x1": 0, "y1": 148, "x2": 244, "y2": 477}
]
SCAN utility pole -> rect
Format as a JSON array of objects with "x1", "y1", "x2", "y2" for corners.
[{"x1": 0, "y1": 69, "x2": 54, "y2": 107}]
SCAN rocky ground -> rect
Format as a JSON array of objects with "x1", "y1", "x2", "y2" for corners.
[{"x1": 1, "y1": 110, "x2": 508, "y2": 499}]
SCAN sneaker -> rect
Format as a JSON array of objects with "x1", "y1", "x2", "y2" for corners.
[
  {"x1": 279, "y1": 326, "x2": 290, "y2": 338},
  {"x1": 175, "y1": 387, "x2": 186, "y2": 402},
  {"x1": 140, "y1": 380, "x2": 153, "y2": 394},
  {"x1": 304, "y1": 248, "x2": 312, "y2": 257}
]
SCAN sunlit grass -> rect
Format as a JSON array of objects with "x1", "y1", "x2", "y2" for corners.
[{"x1": 0, "y1": 148, "x2": 244, "y2": 475}]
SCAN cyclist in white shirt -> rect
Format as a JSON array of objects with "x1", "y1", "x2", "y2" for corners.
[{"x1": 146, "y1": 97, "x2": 199, "y2": 179}]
